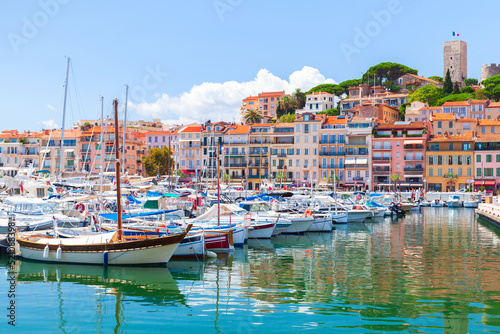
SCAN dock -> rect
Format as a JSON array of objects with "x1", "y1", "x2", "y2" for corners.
[{"x1": 476, "y1": 203, "x2": 500, "y2": 228}]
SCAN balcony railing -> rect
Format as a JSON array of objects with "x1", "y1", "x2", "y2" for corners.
[
  {"x1": 319, "y1": 140, "x2": 338, "y2": 144},
  {"x1": 353, "y1": 177, "x2": 364, "y2": 181},
  {"x1": 225, "y1": 163, "x2": 247, "y2": 167},
  {"x1": 404, "y1": 167, "x2": 424, "y2": 172},
  {"x1": 373, "y1": 146, "x2": 391, "y2": 150},
  {"x1": 373, "y1": 157, "x2": 390, "y2": 161},
  {"x1": 404, "y1": 145, "x2": 424, "y2": 150},
  {"x1": 373, "y1": 167, "x2": 390, "y2": 173},
  {"x1": 319, "y1": 152, "x2": 344, "y2": 156},
  {"x1": 345, "y1": 151, "x2": 368, "y2": 156},
  {"x1": 320, "y1": 164, "x2": 336, "y2": 169},
  {"x1": 404, "y1": 157, "x2": 424, "y2": 161},
  {"x1": 277, "y1": 165, "x2": 286, "y2": 170}
]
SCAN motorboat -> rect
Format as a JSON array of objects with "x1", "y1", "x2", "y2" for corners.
[
  {"x1": 447, "y1": 195, "x2": 462, "y2": 207},
  {"x1": 431, "y1": 199, "x2": 445, "y2": 207}
]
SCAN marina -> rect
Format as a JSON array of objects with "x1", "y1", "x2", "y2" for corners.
[{"x1": 1, "y1": 207, "x2": 500, "y2": 333}]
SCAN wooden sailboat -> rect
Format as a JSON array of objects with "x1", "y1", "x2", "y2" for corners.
[{"x1": 16, "y1": 98, "x2": 190, "y2": 265}]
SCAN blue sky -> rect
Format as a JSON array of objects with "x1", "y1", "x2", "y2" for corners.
[{"x1": 1, "y1": 0, "x2": 498, "y2": 131}]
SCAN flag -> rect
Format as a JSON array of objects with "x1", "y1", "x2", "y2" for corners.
[
  {"x1": 452, "y1": 31, "x2": 459, "y2": 37},
  {"x1": 220, "y1": 145, "x2": 226, "y2": 152},
  {"x1": 19, "y1": 182, "x2": 23, "y2": 193}
]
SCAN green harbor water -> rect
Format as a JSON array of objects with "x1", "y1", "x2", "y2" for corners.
[{"x1": 2, "y1": 208, "x2": 500, "y2": 333}]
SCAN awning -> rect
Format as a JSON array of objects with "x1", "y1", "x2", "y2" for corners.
[
  {"x1": 474, "y1": 181, "x2": 496, "y2": 186},
  {"x1": 64, "y1": 149, "x2": 75, "y2": 153},
  {"x1": 345, "y1": 158, "x2": 356, "y2": 164},
  {"x1": 40, "y1": 149, "x2": 50, "y2": 153},
  {"x1": 404, "y1": 140, "x2": 423, "y2": 145},
  {"x1": 356, "y1": 158, "x2": 368, "y2": 164},
  {"x1": 344, "y1": 183, "x2": 364, "y2": 186}
]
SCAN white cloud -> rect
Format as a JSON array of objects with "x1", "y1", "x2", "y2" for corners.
[
  {"x1": 39, "y1": 120, "x2": 59, "y2": 129},
  {"x1": 129, "y1": 66, "x2": 336, "y2": 124},
  {"x1": 47, "y1": 104, "x2": 56, "y2": 111}
]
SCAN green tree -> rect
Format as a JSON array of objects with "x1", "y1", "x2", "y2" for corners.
[
  {"x1": 460, "y1": 86, "x2": 475, "y2": 94},
  {"x1": 428, "y1": 76, "x2": 443, "y2": 83},
  {"x1": 292, "y1": 88, "x2": 306, "y2": 109},
  {"x1": 275, "y1": 171, "x2": 287, "y2": 188},
  {"x1": 452, "y1": 82, "x2": 460, "y2": 94},
  {"x1": 436, "y1": 93, "x2": 474, "y2": 106},
  {"x1": 464, "y1": 78, "x2": 478, "y2": 86},
  {"x1": 277, "y1": 95, "x2": 298, "y2": 118},
  {"x1": 278, "y1": 113, "x2": 296, "y2": 123},
  {"x1": 443, "y1": 69, "x2": 453, "y2": 95},
  {"x1": 444, "y1": 172, "x2": 457, "y2": 191},
  {"x1": 244, "y1": 108, "x2": 263, "y2": 124},
  {"x1": 408, "y1": 85, "x2": 443, "y2": 106},
  {"x1": 362, "y1": 62, "x2": 418, "y2": 85},
  {"x1": 390, "y1": 173, "x2": 401, "y2": 192},
  {"x1": 316, "y1": 108, "x2": 339, "y2": 116},
  {"x1": 399, "y1": 103, "x2": 409, "y2": 119},
  {"x1": 338, "y1": 79, "x2": 363, "y2": 95},
  {"x1": 306, "y1": 83, "x2": 345, "y2": 97},
  {"x1": 142, "y1": 147, "x2": 174, "y2": 177},
  {"x1": 482, "y1": 74, "x2": 500, "y2": 101},
  {"x1": 474, "y1": 88, "x2": 489, "y2": 100}
]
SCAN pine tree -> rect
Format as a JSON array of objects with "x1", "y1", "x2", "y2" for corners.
[
  {"x1": 443, "y1": 69, "x2": 453, "y2": 95},
  {"x1": 452, "y1": 82, "x2": 460, "y2": 94}
]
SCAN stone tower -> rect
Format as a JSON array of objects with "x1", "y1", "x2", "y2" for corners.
[
  {"x1": 481, "y1": 64, "x2": 500, "y2": 83},
  {"x1": 443, "y1": 40, "x2": 467, "y2": 84}
]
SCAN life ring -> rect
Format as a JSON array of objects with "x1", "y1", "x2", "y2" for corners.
[
  {"x1": 305, "y1": 210, "x2": 313, "y2": 217},
  {"x1": 75, "y1": 203, "x2": 85, "y2": 213},
  {"x1": 58, "y1": 188, "x2": 63, "y2": 194},
  {"x1": 133, "y1": 192, "x2": 138, "y2": 197}
]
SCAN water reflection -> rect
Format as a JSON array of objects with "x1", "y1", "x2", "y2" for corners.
[{"x1": 2, "y1": 209, "x2": 500, "y2": 333}]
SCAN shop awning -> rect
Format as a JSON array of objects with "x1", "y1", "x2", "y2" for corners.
[
  {"x1": 64, "y1": 149, "x2": 75, "y2": 153},
  {"x1": 404, "y1": 140, "x2": 423, "y2": 145},
  {"x1": 474, "y1": 181, "x2": 496, "y2": 186},
  {"x1": 40, "y1": 149, "x2": 50, "y2": 153}
]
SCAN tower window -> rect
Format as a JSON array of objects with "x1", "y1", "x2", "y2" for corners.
[{"x1": 450, "y1": 57, "x2": 452, "y2": 60}]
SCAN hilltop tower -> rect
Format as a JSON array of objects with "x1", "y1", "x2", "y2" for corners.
[
  {"x1": 481, "y1": 64, "x2": 500, "y2": 83},
  {"x1": 443, "y1": 40, "x2": 467, "y2": 85}
]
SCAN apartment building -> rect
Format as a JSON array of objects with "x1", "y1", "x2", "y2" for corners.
[
  {"x1": 247, "y1": 124, "x2": 272, "y2": 190},
  {"x1": 344, "y1": 117, "x2": 373, "y2": 190},
  {"x1": 222, "y1": 124, "x2": 249, "y2": 185},
  {"x1": 270, "y1": 123, "x2": 295, "y2": 183},
  {"x1": 473, "y1": 134, "x2": 500, "y2": 192},
  {"x1": 341, "y1": 84, "x2": 409, "y2": 112},
  {"x1": 319, "y1": 116, "x2": 347, "y2": 185},
  {"x1": 425, "y1": 132, "x2": 474, "y2": 191},
  {"x1": 303, "y1": 91, "x2": 336, "y2": 113},
  {"x1": 294, "y1": 113, "x2": 323, "y2": 185},
  {"x1": 178, "y1": 124, "x2": 203, "y2": 180},
  {"x1": 372, "y1": 122, "x2": 427, "y2": 191},
  {"x1": 40, "y1": 129, "x2": 80, "y2": 175},
  {"x1": 145, "y1": 129, "x2": 180, "y2": 169}
]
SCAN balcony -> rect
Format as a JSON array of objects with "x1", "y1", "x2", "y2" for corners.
[
  {"x1": 225, "y1": 163, "x2": 247, "y2": 168},
  {"x1": 373, "y1": 157, "x2": 390, "y2": 161},
  {"x1": 353, "y1": 177, "x2": 364, "y2": 181},
  {"x1": 248, "y1": 175, "x2": 262, "y2": 179},
  {"x1": 249, "y1": 151, "x2": 268, "y2": 156},
  {"x1": 404, "y1": 167, "x2": 424, "y2": 172},
  {"x1": 404, "y1": 156, "x2": 424, "y2": 161},
  {"x1": 373, "y1": 146, "x2": 391, "y2": 150},
  {"x1": 373, "y1": 167, "x2": 390, "y2": 173},
  {"x1": 404, "y1": 145, "x2": 424, "y2": 150},
  {"x1": 319, "y1": 152, "x2": 344, "y2": 156},
  {"x1": 274, "y1": 139, "x2": 294, "y2": 145},
  {"x1": 319, "y1": 140, "x2": 338, "y2": 144},
  {"x1": 320, "y1": 164, "x2": 336, "y2": 169},
  {"x1": 345, "y1": 150, "x2": 368, "y2": 156},
  {"x1": 277, "y1": 165, "x2": 286, "y2": 170}
]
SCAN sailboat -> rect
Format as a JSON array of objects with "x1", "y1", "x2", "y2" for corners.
[{"x1": 16, "y1": 97, "x2": 190, "y2": 265}]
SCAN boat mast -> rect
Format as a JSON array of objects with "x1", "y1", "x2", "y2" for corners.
[
  {"x1": 168, "y1": 136, "x2": 171, "y2": 192},
  {"x1": 100, "y1": 96, "x2": 104, "y2": 205},
  {"x1": 59, "y1": 56, "x2": 71, "y2": 179},
  {"x1": 122, "y1": 85, "x2": 128, "y2": 175},
  {"x1": 217, "y1": 138, "x2": 220, "y2": 227},
  {"x1": 113, "y1": 99, "x2": 123, "y2": 242}
]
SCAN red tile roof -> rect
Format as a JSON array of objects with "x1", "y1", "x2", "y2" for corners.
[
  {"x1": 376, "y1": 121, "x2": 425, "y2": 130},
  {"x1": 477, "y1": 133, "x2": 500, "y2": 142},
  {"x1": 428, "y1": 131, "x2": 475, "y2": 142}
]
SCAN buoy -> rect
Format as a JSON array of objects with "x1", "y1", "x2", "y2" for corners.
[
  {"x1": 56, "y1": 246, "x2": 62, "y2": 260},
  {"x1": 43, "y1": 245, "x2": 49, "y2": 258},
  {"x1": 103, "y1": 251, "x2": 109, "y2": 265}
]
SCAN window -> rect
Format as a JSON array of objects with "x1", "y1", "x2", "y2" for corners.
[
  {"x1": 462, "y1": 143, "x2": 471, "y2": 150},
  {"x1": 304, "y1": 136, "x2": 308, "y2": 143},
  {"x1": 449, "y1": 143, "x2": 453, "y2": 150},
  {"x1": 304, "y1": 149, "x2": 309, "y2": 155},
  {"x1": 477, "y1": 155, "x2": 481, "y2": 163},
  {"x1": 458, "y1": 168, "x2": 462, "y2": 176},
  {"x1": 313, "y1": 136, "x2": 317, "y2": 143},
  {"x1": 438, "y1": 121, "x2": 442, "y2": 128},
  {"x1": 487, "y1": 155, "x2": 492, "y2": 162},
  {"x1": 438, "y1": 155, "x2": 443, "y2": 165},
  {"x1": 428, "y1": 156, "x2": 434, "y2": 165},
  {"x1": 497, "y1": 154, "x2": 500, "y2": 163},
  {"x1": 296, "y1": 136, "x2": 300, "y2": 144},
  {"x1": 481, "y1": 126, "x2": 485, "y2": 134},
  {"x1": 429, "y1": 168, "x2": 433, "y2": 176},
  {"x1": 438, "y1": 168, "x2": 442, "y2": 176},
  {"x1": 304, "y1": 124, "x2": 309, "y2": 133},
  {"x1": 296, "y1": 159, "x2": 299, "y2": 167},
  {"x1": 396, "y1": 152, "x2": 400, "y2": 157},
  {"x1": 477, "y1": 168, "x2": 481, "y2": 176},
  {"x1": 289, "y1": 159, "x2": 292, "y2": 167},
  {"x1": 396, "y1": 141, "x2": 400, "y2": 146},
  {"x1": 313, "y1": 159, "x2": 317, "y2": 167},
  {"x1": 448, "y1": 168, "x2": 453, "y2": 174},
  {"x1": 497, "y1": 168, "x2": 500, "y2": 177},
  {"x1": 449, "y1": 121, "x2": 453, "y2": 128},
  {"x1": 467, "y1": 168, "x2": 471, "y2": 176},
  {"x1": 313, "y1": 124, "x2": 317, "y2": 131},
  {"x1": 296, "y1": 149, "x2": 300, "y2": 155},
  {"x1": 492, "y1": 127, "x2": 495, "y2": 134},
  {"x1": 272, "y1": 160, "x2": 276, "y2": 167}
]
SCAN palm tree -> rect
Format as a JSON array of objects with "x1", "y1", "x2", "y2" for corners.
[
  {"x1": 390, "y1": 173, "x2": 401, "y2": 193},
  {"x1": 292, "y1": 88, "x2": 306, "y2": 109},
  {"x1": 328, "y1": 174, "x2": 339, "y2": 189},
  {"x1": 244, "y1": 108, "x2": 263, "y2": 124},
  {"x1": 278, "y1": 95, "x2": 298, "y2": 117},
  {"x1": 444, "y1": 172, "x2": 457, "y2": 191}
]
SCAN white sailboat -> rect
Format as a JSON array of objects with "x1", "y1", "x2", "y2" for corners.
[{"x1": 16, "y1": 97, "x2": 189, "y2": 265}]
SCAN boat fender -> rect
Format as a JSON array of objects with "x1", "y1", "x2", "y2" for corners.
[
  {"x1": 56, "y1": 246, "x2": 62, "y2": 260},
  {"x1": 103, "y1": 251, "x2": 109, "y2": 266},
  {"x1": 43, "y1": 245, "x2": 49, "y2": 259}
]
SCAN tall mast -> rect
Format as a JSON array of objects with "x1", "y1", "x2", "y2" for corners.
[
  {"x1": 99, "y1": 96, "x2": 104, "y2": 204},
  {"x1": 113, "y1": 99, "x2": 123, "y2": 242},
  {"x1": 228, "y1": 127, "x2": 231, "y2": 186},
  {"x1": 217, "y1": 138, "x2": 220, "y2": 227},
  {"x1": 122, "y1": 85, "x2": 129, "y2": 174},
  {"x1": 59, "y1": 56, "x2": 70, "y2": 179},
  {"x1": 168, "y1": 136, "x2": 171, "y2": 192}
]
